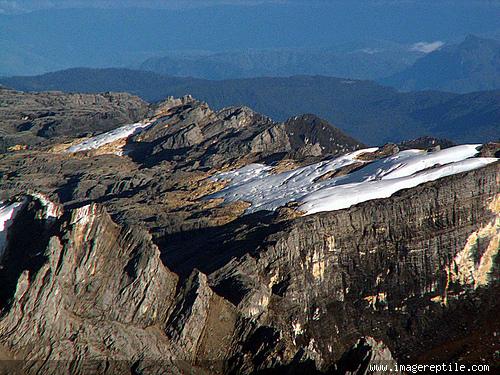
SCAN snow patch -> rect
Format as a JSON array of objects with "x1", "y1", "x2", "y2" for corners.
[
  {"x1": 301, "y1": 157, "x2": 496, "y2": 215},
  {"x1": 210, "y1": 145, "x2": 497, "y2": 216},
  {"x1": 209, "y1": 148, "x2": 378, "y2": 213},
  {"x1": 0, "y1": 199, "x2": 27, "y2": 261},
  {"x1": 66, "y1": 121, "x2": 152, "y2": 153},
  {"x1": 375, "y1": 144, "x2": 481, "y2": 180}
]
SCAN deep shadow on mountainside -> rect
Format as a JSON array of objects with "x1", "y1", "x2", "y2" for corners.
[
  {"x1": 0, "y1": 93, "x2": 499, "y2": 374},
  {"x1": 1, "y1": 69, "x2": 499, "y2": 145}
]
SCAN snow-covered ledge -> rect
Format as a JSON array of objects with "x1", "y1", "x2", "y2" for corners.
[{"x1": 209, "y1": 144, "x2": 498, "y2": 215}]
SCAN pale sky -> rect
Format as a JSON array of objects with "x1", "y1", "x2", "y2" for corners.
[
  {"x1": 1, "y1": 0, "x2": 286, "y2": 13},
  {"x1": 1, "y1": 0, "x2": 499, "y2": 14}
]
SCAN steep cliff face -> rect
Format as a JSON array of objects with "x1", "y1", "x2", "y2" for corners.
[
  {"x1": 0, "y1": 198, "x2": 182, "y2": 374},
  {"x1": 161, "y1": 163, "x2": 499, "y2": 372},
  {"x1": 0, "y1": 93, "x2": 498, "y2": 374}
]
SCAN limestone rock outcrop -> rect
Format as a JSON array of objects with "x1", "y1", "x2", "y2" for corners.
[{"x1": 0, "y1": 92, "x2": 498, "y2": 374}]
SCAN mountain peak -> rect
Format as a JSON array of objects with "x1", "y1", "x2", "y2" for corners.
[
  {"x1": 383, "y1": 34, "x2": 500, "y2": 93},
  {"x1": 0, "y1": 88, "x2": 498, "y2": 374},
  {"x1": 461, "y1": 34, "x2": 499, "y2": 48}
]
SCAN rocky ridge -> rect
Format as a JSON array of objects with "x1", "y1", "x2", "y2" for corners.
[
  {"x1": 0, "y1": 87, "x2": 148, "y2": 152},
  {"x1": 0, "y1": 93, "x2": 498, "y2": 374}
]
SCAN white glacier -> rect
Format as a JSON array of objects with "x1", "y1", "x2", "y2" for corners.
[
  {"x1": 209, "y1": 144, "x2": 497, "y2": 216},
  {"x1": 66, "y1": 121, "x2": 152, "y2": 153},
  {"x1": 0, "y1": 200, "x2": 26, "y2": 260},
  {"x1": 300, "y1": 157, "x2": 497, "y2": 215},
  {"x1": 209, "y1": 148, "x2": 378, "y2": 213},
  {"x1": 374, "y1": 144, "x2": 483, "y2": 180}
]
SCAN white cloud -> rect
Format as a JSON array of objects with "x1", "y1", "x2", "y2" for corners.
[{"x1": 410, "y1": 41, "x2": 445, "y2": 53}]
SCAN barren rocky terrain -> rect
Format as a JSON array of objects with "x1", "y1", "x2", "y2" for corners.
[{"x1": 0, "y1": 91, "x2": 498, "y2": 374}]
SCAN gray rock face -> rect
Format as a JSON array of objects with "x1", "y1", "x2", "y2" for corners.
[
  {"x1": 126, "y1": 96, "x2": 362, "y2": 169},
  {"x1": 335, "y1": 337, "x2": 401, "y2": 375},
  {"x1": 0, "y1": 198, "x2": 180, "y2": 374},
  {"x1": 0, "y1": 88, "x2": 149, "y2": 151},
  {"x1": 284, "y1": 114, "x2": 364, "y2": 156},
  {"x1": 161, "y1": 162, "x2": 499, "y2": 372},
  {"x1": 0, "y1": 92, "x2": 498, "y2": 374},
  {"x1": 165, "y1": 269, "x2": 240, "y2": 371}
]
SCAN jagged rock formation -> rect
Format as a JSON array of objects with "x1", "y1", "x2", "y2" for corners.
[
  {"x1": 127, "y1": 96, "x2": 363, "y2": 169},
  {"x1": 0, "y1": 93, "x2": 498, "y2": 374},
  {"x1": 3, "y1": 67, "x2": 500, "y2": 145},
  {"x1": 0, "y1": 198, "x2": 182, "y2": 374}
]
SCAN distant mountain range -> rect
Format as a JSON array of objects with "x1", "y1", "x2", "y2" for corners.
[
  {"x1": 383, "y1": 35, "x2": 500, "y2": 93},
  {"x1": 2, "y1": 68, "x2": 498, "y2": 145},
  {"x1": 138, "y1": 42, "x2": 423, "y2": 81},
  {"x1": 138, "y1": 35, "x2": 500, "y2": 93},
  {"x1": 0, "y1": 4, "x2": 499, "y2": 80},
  {"x1": 0, "y1": 5, "x2": 498, "y2": 90},
  {"x1": 0, "y1": 6, "x2": 429, "y2": 77}
]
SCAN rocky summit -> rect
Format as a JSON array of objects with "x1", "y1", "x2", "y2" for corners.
[{"x1": 0, "y1": 91, "x2": 498, "y2": 374}]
